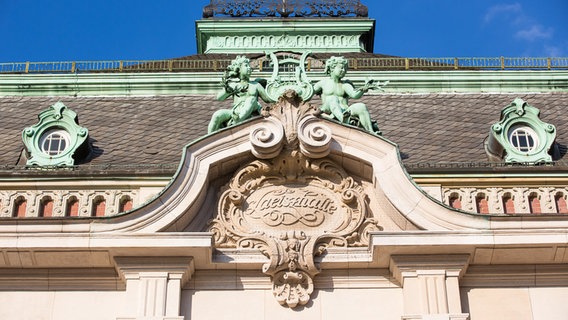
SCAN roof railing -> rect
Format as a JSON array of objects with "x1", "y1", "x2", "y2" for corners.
[{"x1": 1, "y1": 57, "x2": 567, "y2": 74}]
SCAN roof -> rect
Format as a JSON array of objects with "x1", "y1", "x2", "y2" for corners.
[{"x1": 1, "y1": 92, "x2": 568, "y2": 174}]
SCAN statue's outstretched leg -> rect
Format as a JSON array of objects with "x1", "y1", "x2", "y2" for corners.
[
  {"x1": 349, "y1": 103, "x2": 377, "y2": 134},
  {"x1": 208, "y1": 109, "x2": 233, "y2": 133}
]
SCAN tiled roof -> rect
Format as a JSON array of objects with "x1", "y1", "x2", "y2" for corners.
[{"x1": 1, "y1": 93, "x2": 567, "y2": 172}]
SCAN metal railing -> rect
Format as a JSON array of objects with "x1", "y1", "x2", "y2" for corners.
[
  {"x1": 1, "y1": 57, "x2": 567, "y2": 74},
  {"x1": 350, "y1": 57, "x2": 568, "y2": 70}
]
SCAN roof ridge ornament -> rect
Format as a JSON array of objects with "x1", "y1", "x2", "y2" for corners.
[{"x1": 203, "y1": 0, "x2": 369, "y2": 18}]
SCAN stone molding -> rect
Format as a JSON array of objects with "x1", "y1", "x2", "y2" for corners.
[
  {"x1": 371, "y1": 231, "x2": 568, "y2": 267},
  {"x1": 187, "y1": 269, "x2": 398, "y2": 290},
  {"x1": 0, "y1": 267, "x2": 121, "y2": 291},
  {"x1": 462, "y1": 264, "x2": 568, "y2": 287}
]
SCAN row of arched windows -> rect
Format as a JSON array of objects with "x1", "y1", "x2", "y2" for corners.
[
  {"x1": 11, "y1": 195, "x2": 133, "y2": 218},
  {"x1": 448, "y1": 192, "x2": 568, "y2": 215}
]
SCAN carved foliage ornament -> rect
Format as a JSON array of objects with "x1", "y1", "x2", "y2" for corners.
[
  {"x1": 203, "y1": 0, "x2": 369, "y2": 18},
  {"x1": 208, "y1": 91, "x2": 381, "y2": 307}
]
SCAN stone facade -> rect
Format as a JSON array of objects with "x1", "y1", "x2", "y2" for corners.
[{"x1": 1, "y1": 2, "x2": 568, "y2": 320}]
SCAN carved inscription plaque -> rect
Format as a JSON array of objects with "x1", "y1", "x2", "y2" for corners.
[
  {"x1": 246, "y1": 186, "x2": 337, "y2": 230},
  {"x1": 208, "y1": 153, "x2": 380, "y2": 308}
]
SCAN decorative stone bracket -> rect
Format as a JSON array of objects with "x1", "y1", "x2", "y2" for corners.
[
  {"x1": 208, "y1": 91, "x2": 381, "y2": 307},
  {"x1": 114, "y1": 257, "x2": 194, "y2": 320},
  {"x1": 390, "y1": 255, "x2": 470, "y2": 320}
]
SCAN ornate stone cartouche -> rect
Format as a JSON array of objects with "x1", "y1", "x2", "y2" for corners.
[{"x1": 208, "y1": 90, "x2": 382, "y2": 307}]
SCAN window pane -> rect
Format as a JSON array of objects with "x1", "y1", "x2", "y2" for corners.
[
  {"x1": 508, "y1": 126, "x2": 538, "y2": 153},
  {"x1": 40, "y1": 129, "x2": 70, "y2": 156}
]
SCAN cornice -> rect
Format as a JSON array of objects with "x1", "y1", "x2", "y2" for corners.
[
  {"x1": 195, "y1": 18, "x2": 375, "y2": 54},
  {"x1": 0, "y1": 70, "x2": 566, "y2": 96}
]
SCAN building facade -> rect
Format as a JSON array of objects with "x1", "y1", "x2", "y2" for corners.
[{"x1": 1, "y1": 1, "x2": 568, "y2": 319}]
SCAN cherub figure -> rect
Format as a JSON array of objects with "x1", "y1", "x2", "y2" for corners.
[
  {"x1": 208, "y1": 56, "x2": 275, "y2": 133},
  {"x1": 313, "y1": 56, "x2": 384, "y2": 134}
]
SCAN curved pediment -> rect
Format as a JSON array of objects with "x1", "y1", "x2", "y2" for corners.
[{"x1": 85, "y1": 91, "x2": 489, "y2": 235}]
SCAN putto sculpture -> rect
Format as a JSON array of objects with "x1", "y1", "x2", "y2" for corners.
[
  {"x1": 208, "y1": 52, "x2": 386, "y2": 135},
  {"x1": 313, "y1": 56, "x2": 385, "y2": 135},
  {"x1": 207, "y1": 56, "x2": 275, "y2": 133}
]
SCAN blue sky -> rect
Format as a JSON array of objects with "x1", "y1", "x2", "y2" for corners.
[{"x1": 0, "y1": 0, "x2": 566, "y2": 62}]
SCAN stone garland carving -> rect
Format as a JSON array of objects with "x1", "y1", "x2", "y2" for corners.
[
  {"x1": 203, "y1": 0, "x2": 368, "y2": 18},
  {"x1": 208, "y1": 91, "x2": 381, "y2": 307}
]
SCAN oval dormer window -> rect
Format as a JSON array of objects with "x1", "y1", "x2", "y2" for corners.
[
  {"x1": 508, "y1": 125, "x2": 539, "y2": 153},
  {"x1": 40, "y1": 129, "x2": 71, "y2": 156}
]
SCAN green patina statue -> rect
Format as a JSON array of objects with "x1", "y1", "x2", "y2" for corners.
[
  {"x1": 313, "y1": 56, "x2": 383, "y2": 134},
  {"x1": 208, "y1": 56, "x2": 275, "y2": 133}
]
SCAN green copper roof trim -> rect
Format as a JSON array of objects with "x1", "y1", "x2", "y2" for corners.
[
  {"x1": 0, "y1": 70, "x2": 566, "y2": 97},
  {"x1": 195, "y1": 18, "x2": 375, "y2": 54},
  {"x1": 22, "y1": 101, "x2": 89, "y2": 167},
  {"x1": 486, "y1": 98, "x2": 556, "y2": 164}
]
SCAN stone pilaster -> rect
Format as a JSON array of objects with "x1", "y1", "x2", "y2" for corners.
[
  {"x1": 114, "y1": 257, "x2": 194, "y2": 320},
  {"x1": 390, "y1": 255, "x2": 470, "y2": 320}
]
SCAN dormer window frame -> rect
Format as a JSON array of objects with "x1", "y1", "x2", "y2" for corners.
[
  {"x1": 486, "y1": 98, "x2": 556, "y2": 164},
  {"x1": 22, "y1": 101, "x2": 89, "y2": 167}
]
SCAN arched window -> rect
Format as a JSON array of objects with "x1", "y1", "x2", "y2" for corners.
[
  {"x1": 555, "y1": 193, "x2": 568, "y2": 214},
  {"x1": 448, "y1": 193, "x2": 461, "y2": 209},
  {"x1": 66, "y1": 196, "x2": 79, "y2": 217},
  {"x1": 12, "y1": 196, "x2": 27, "y2": 217},
  {"x1": 118, "y1": 196, "x2": 133, "y2": 213},
  {"x1": 39, "y1": 196, "x2": 54, "y2": 217},
  {"x1": 502, "y1": 193, "x2": 515, "y2": 214},
  {"x1": 528, "y1": 193, "x2": 541, "y2": 214},
  {"x1": 91, "y1": 196, "x2": 106, "y2": 217},
  {"x1": 475, "y1": 194, "x2": 489, "y2": 214}
]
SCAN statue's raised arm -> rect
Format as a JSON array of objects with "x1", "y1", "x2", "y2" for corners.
[
  {"x1": 208, "y1": 56, "x2": 275, "y2": 133},
  {"x1": 313, "y1": 56, "x2": 385, "y2": 135}
]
